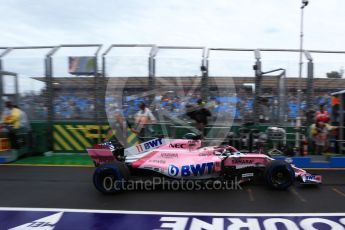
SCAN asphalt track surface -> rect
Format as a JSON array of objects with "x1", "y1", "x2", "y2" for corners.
[{"x1": 0, "y1": 165, "x2": 344, "y2": 213}]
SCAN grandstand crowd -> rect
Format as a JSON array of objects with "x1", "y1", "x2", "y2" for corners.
[{"x1": 18, "y1": 89, "x2": 332, "y2": 123}]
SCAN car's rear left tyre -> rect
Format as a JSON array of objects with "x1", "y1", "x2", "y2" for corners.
[
  {"x1": 264, "y1": 160, "x2": 295, "y2": 190},
  {"x1": 93, "y1": 162, "x2": 130, "y2": 194}
]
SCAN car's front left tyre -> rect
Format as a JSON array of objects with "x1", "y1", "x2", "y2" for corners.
[{"x1": 264, "y1": 160, "x2": 295, "y2": 190}]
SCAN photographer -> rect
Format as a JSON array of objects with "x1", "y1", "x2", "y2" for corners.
[
  {"x1": 186, "y1": 99, "x2": 212, "y2": 137},
  {"x1": 134, "y1": 103, "x2": 156, "y2": 138}
]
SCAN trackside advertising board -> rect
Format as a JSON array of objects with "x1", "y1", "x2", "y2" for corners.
[
  {"x1": 0, "y1": 208, "x2": 345, "y2": 230},
  {"x1": 68, "y1": 56, "x2": 96, "y2": 75}
]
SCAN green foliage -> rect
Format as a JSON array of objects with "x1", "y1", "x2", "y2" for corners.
[{"x1": 326, "y1": 71, "x2": 342, "y2": 78}]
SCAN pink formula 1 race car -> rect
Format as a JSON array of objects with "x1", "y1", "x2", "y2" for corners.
[{"x1": 87, "y1": 136, "x2": 322, "y2": 194}]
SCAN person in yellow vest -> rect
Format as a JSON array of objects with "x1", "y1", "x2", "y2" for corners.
[
  {"x1": 310, "y1": 121, "x2": 335, "y2": 155},
  {"x1": 2, "y1": 101, "x2": 21, "y2": 129},
  {"x1": 2, "y1": 101, "x2": 21, "y2": 148}
]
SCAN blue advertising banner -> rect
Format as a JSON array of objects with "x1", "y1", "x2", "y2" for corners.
[{"x1": 0, "y1": 208, "x2": 344, "y2": 230}]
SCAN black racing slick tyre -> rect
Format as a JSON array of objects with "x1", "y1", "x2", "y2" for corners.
[
  {"x1": 264, "y1": 160, "x2": 295, "y2": 190},
  {"x1": 93, "y1": 162, "x2": 130, "y2": 194}
]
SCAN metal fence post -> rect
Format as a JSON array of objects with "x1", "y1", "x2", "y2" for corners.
[
  {"x1": 0, "y1": 48, "x2": 13, "y2": 113},
  {"x1": 45, "y1": 46, "x2": 60, "y2": 151},
  {"x1": 253, "y1": 49, "x2": 262, "y2": 124},
  {"x1": 93, "y1": 45, "x2": 103, "y2": 143},
  {"x1": 149, "y1": 46, "x2": 159, "y2": 104},
  {"x1": 201, "y1": 47, "x2": 209, "y2": 101},
  {"x1": 305, "y1": 50, "x2": 314, "y2": 126}
]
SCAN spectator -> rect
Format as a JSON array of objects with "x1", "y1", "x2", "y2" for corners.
[
  {"x1": 13, "y1": 105, "x2": 31, "y2": 131},
  {"x1": 2, "y1": 102, "x2": 21, "y2": 129},
  {"x1": 1, "y1": 101, "x2": 21, "y2": 149},
  {"x1": 134, "y1": 103, "x2": 156, "y2": 137},
  {"x1": 105, "y1": 108, "x2": 129, "y2": 146},
  {"x1": 316, "y1": 104, "x2": 330, "y2": 123},
  {"x1": 14, "y1": 105, "x2": 33, "y2": 148},
  {"x1": 186, "y1": 99, "x2": 212, "y2": 137},
  {"x1": 310, "y1": 121, "x2": 333, "y2": 155}
]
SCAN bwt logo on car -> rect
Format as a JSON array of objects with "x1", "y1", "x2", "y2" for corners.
[
  {"x1": 305, "y1": 175, "x2": 316, "y2": 180},
  {"x1": 136, "y1": 139, "x2": 163, "y2": 152},
  {"x1": 168, "y1": 162, "x2": 214, "y2": 177}
]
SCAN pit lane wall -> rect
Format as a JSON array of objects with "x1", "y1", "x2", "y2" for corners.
[
  {"x1": 28, "y1": 121, "x2": 345, "y2": 168},
  {"x1": 32, "y1": 121, "x2": 279, "y2": 153},
  {"x1": 31, "y1": 121, "x2": 140, "y2": 153},
  {"x1": 52, "y1": 122, "x2": 108, "y2": 152}
]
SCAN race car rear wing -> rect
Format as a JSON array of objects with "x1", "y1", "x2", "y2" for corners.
[
  {"x1": 86, "y1": 148, "x2": 116, "y2": 166},
  {"x1": 87, "y1": 138, "x2": 169, "y2": 166}
]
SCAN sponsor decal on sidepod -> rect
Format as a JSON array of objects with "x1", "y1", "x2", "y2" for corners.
[{"x1": 168, "y1": 162, "x2": 214, "y2": 177}]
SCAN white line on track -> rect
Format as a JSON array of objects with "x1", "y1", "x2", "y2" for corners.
[
  {"x1": 246, "y1": 188, "x2": 255, "y2": 202},
  {"x1": 333, "y1": 187, "x2": 345, "y2": 198},
  {"x1": 0, "y1": 207, "x2": 344, "y2": 216},
  {"x1": 290, "y1": 188, "x2": 307, "y2": 202}
]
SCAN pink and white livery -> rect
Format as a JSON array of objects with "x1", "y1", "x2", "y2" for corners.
[{"x1": 87, "y1": 137, "x2": 322, "y2": 194}]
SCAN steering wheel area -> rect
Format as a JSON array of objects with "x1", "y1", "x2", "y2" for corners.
[{"x1": 214, "y1": 146, "x2": 243, "y2": 157}]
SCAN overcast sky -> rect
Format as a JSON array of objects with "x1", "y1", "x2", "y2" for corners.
[
  {"x1": 1, "y1": 0, "x2": 345, "y2": 89},
  {"x1": 1, "y1": 0, "x2": 345, "y2": 49}
]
